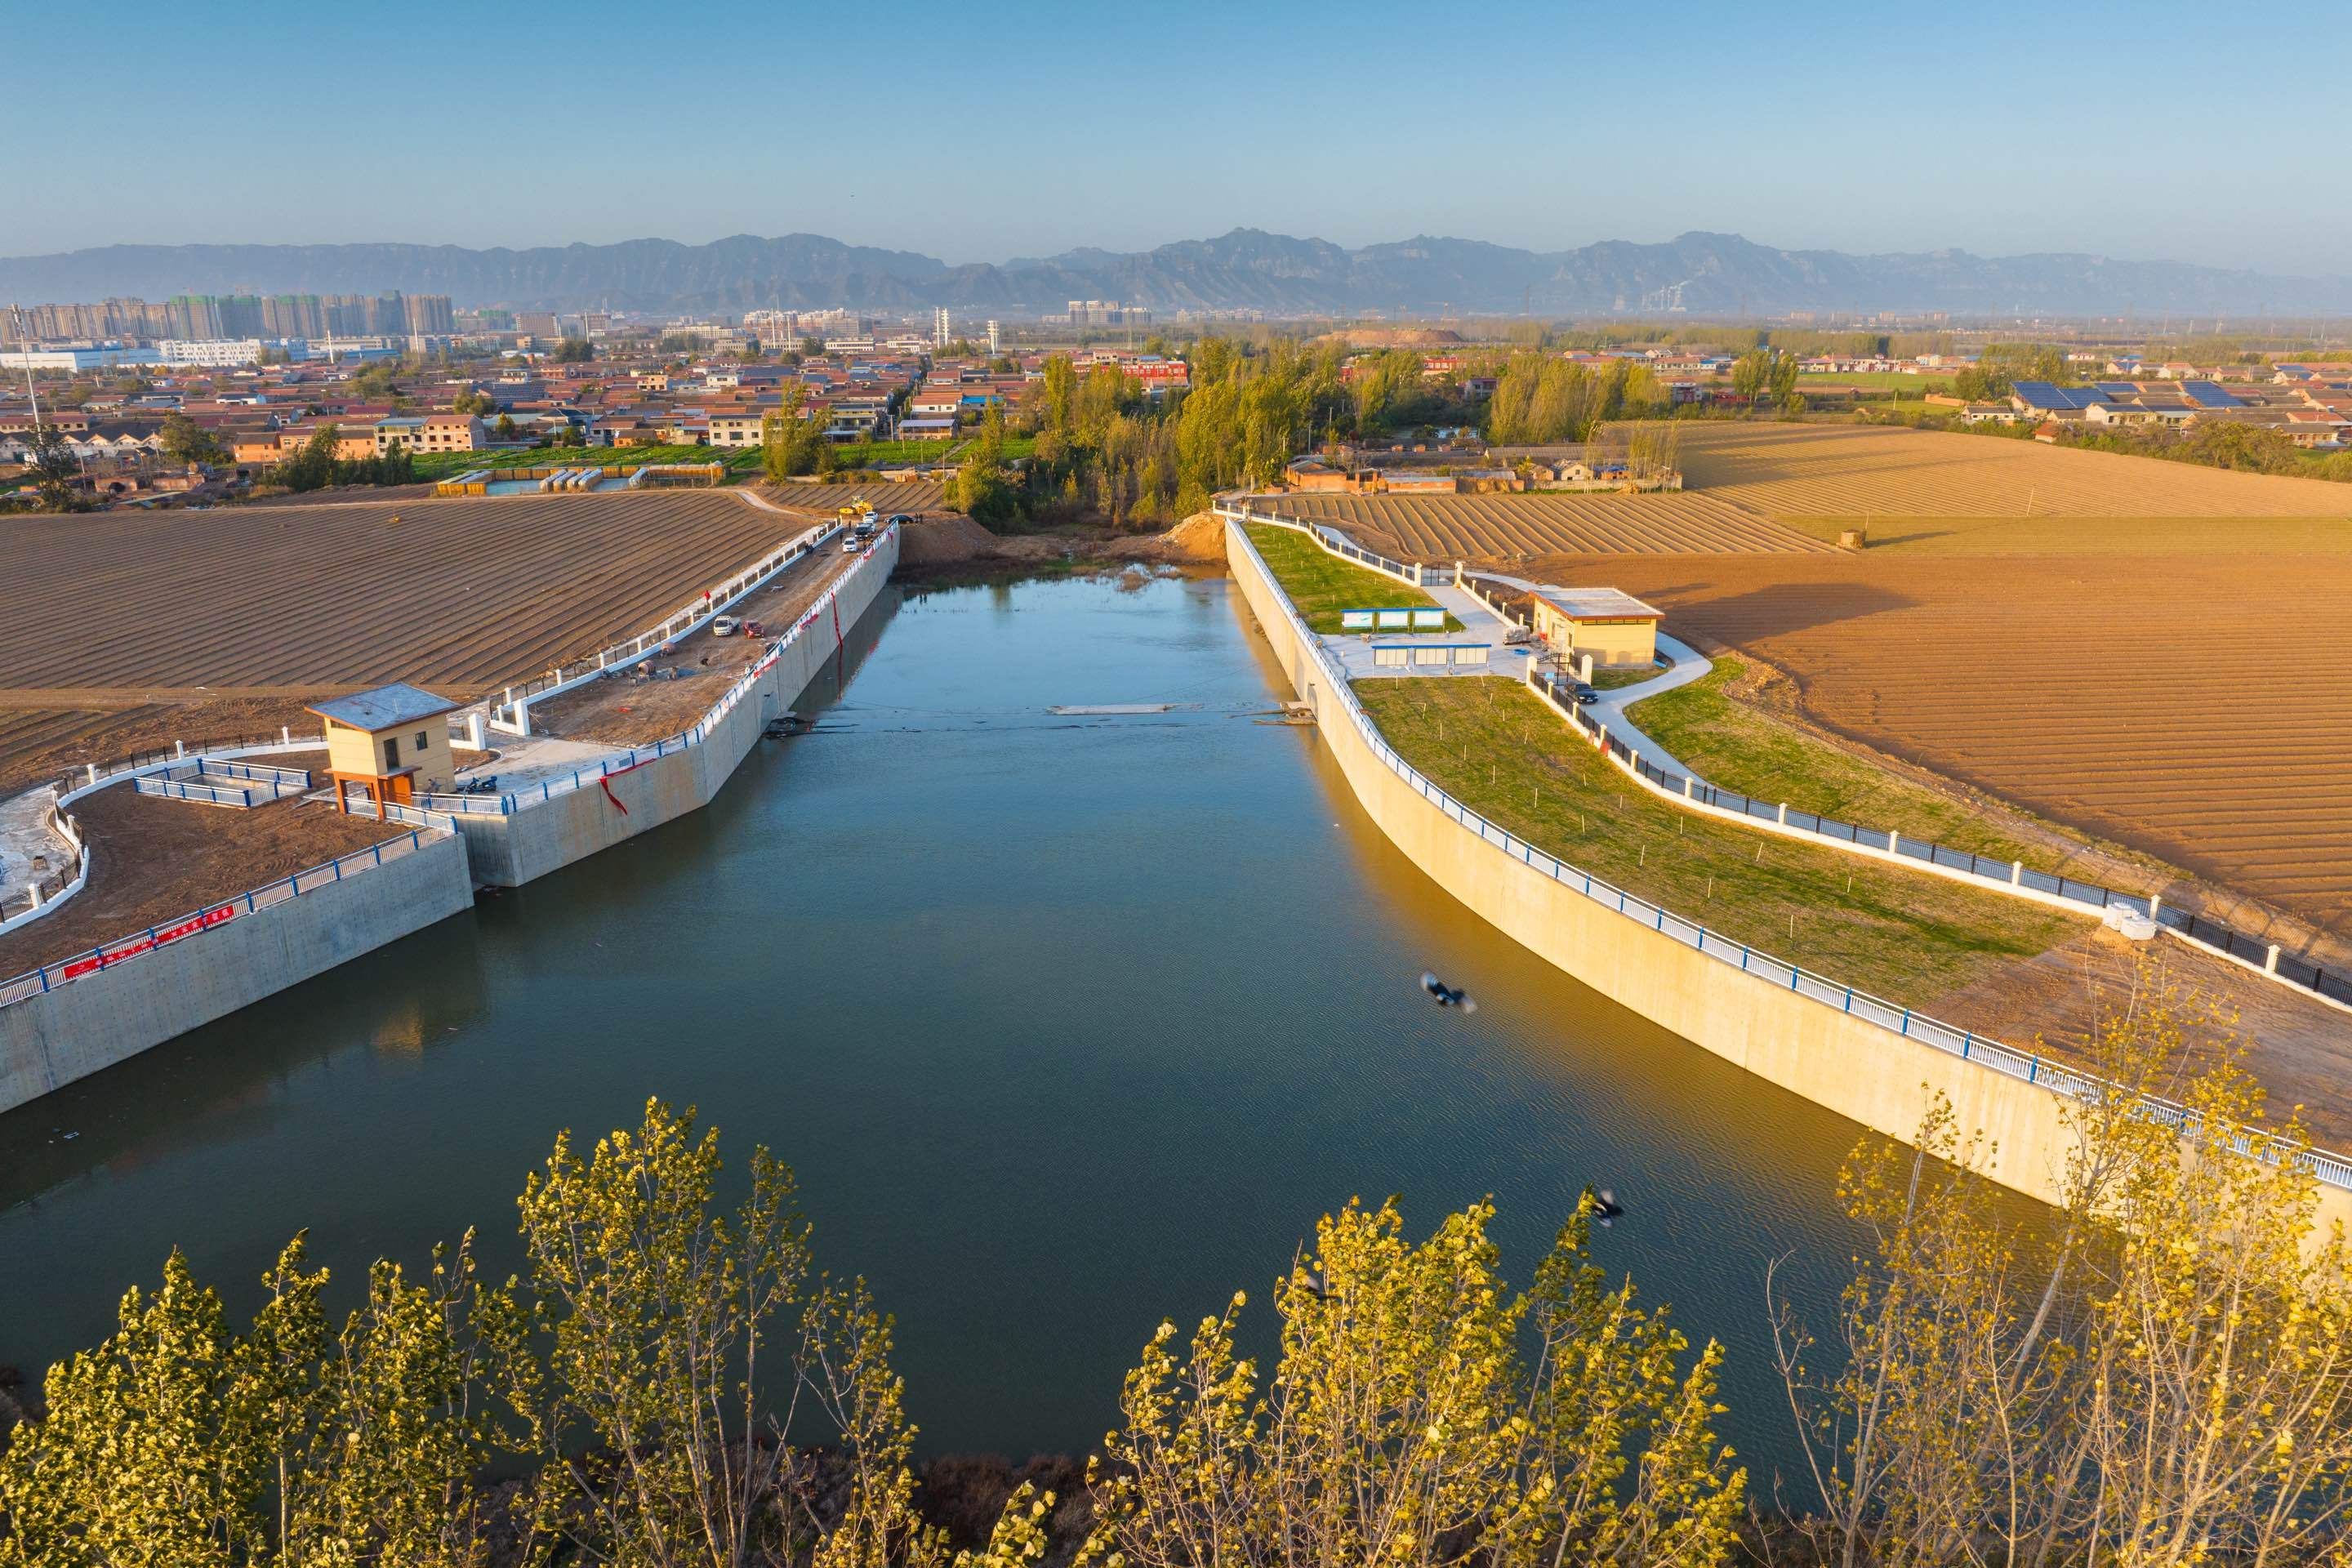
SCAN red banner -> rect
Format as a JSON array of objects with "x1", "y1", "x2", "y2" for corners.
[{"x1": 58, "y1": 903, "x2": 237, "y2": 981}]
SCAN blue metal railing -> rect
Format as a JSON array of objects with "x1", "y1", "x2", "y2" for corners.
[
  {"x1": 134, "y1": 757, "x2": 316, "y2": 809},
  {"x1": 1, "y1": 828, "x2": 439, "y2": 1010},
  {"x1": 1522, "y1": 668, "x2": 2351, "y2": 1012},
  {"x1": 1223, "y1": 521, "x2": 2352, "y2": 1194},
  {"x1": 475, "y1": 523, "x2": 897, "y2": 816},
  {"x1": 1225, "y1": 498, "x2": 2349, "y2": 1018}
]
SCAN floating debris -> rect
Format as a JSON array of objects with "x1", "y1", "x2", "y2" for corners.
[{"x1": 1048, "y1": 702, "x2": 1198, "y2": 715}]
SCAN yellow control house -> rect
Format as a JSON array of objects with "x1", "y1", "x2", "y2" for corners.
[
  {"x1": 1527, "y1": 586, "x2": 1663, "y2": 669},
  {"x1": 309, "y1": 683, "x2": 460, "y2": 815}
]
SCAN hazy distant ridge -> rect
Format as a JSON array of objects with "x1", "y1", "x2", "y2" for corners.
[{"x1": 2, "y1": 229, "x2": 2342, "y2": 317}]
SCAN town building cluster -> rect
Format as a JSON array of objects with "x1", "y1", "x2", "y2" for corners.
[
  {"x1": 1996, "y1": 366, "x2": 2352, "y2": 447},
  {"x1": 0, "y1": 301, "x2": 1198, "y2": 503}
]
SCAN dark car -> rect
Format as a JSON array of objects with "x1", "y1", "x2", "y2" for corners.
[{"x1": 1570, "y1": 683, "x2": 1601, "y2": 705}]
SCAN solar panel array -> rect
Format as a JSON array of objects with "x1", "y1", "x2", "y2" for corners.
[
  {"x1": 2011, "y1": 381, "x2": 2108, "y2": 411},
  {"x1": 2181, "y1": 381, "x2": 2243, "y2": 408}
]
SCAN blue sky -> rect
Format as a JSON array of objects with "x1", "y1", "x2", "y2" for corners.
[{"x1": 7, "y1": 0, "x2": 2343, "y2": 274}]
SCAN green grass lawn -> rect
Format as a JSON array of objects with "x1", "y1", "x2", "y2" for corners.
[
  {"x1": 1245, "y1": 523, "x2": 1462, "y2": 634},
  {"x1": 1626, "y1": 658, "x2": 2078, "y2": 874},
  {"x1": 825, "y1": 439, "x2": 964, "y2": 467},
  {"x1": 1354, "y1": 677, "x2": 2080, "y2": 1003},
  {"x1": 412, "y1": 444, "x2": 724, "y2": 480}
]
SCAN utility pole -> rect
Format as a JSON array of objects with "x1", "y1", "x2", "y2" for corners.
[{"x1": 9, "y1": 305, "x2": 47, "y2": 436}]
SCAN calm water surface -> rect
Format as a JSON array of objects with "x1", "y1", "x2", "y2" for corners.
[{"x1": 0, "y1": 572, "x2": 1872, "y2": 1476}]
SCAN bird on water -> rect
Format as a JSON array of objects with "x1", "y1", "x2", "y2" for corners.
[{"x1": 1420, "y1": 971, "x2": 1476, "y2": 1013}]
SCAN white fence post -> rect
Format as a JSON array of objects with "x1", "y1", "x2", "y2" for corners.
[
  {"x1": 175, "y1": 740, "x2": 186, "y2": 759},
  {"x1": 1579, "y1": 653, "x2": 1593, "y2": 683},
  {"x1": 2149, "y1": 893, "x2": 2163, "y2": 920},
  {"x1": 87, "y1": 763, "x2": 99, "y2": 786},
  {"x1": 1777, "y1": 802, "x2": 1788, "y2": 825},
  {"x1": 2266, "y1": 944, "x2": 2281, "y2": 975},
  {"x1": 466, "y1": 712, "x2": 485, "y2": 749},
  {"x1": 280, "y1": 725, "x2": 291, "y2": 744},
  {"x1": 1889, "y1": 829, "x2": 1901, "y2": 856},
  {"x1": 2011, "y1": 859, "x2": 2023, "y2": 886},
  {"x1": 24, "y1": 882, "x2": 38, "y2": 911},
  {"x1": 1683, "y1": 777, "x2": 1694, "y2": 799}
]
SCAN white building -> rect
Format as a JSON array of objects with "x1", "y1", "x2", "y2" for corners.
[
  {"x1": 157, "y1": 338, "x2": 270, "y2": 367},
  {"x1": 0, "y1": 345, "x2": 161, "y2": 371}
]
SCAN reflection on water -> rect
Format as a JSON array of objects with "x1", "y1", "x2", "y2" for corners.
[{"x1": 1, "y1": 570, "x2": 1873, "y2": 1480}]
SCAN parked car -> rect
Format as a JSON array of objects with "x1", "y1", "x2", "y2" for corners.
[
  {"x1": 711, "y1": 616, "x2": 741, "y2": 637},
  {"x1": 1570, "y1": 683, "x2": 1601, "y2": 705}
]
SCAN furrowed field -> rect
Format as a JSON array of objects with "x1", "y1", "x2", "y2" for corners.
[
  {"x1": 0, "y1": 484, "x2": 940, "y2": 790},
  {"x1": 1301, "y1": 423, "x2": 2352, "y2": 942}
]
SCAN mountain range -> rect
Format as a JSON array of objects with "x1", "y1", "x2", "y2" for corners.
[{"x1": 3, "y1": 229, "x2": 2344, "y2": 318}]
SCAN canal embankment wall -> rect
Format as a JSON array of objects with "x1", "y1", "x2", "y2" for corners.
[
  {"x1": 1223, "y1": 516, "x2": 2352, "y2": 1227},
  {"x1": 450, "y1": 526, "x2": 897, "y2": 886},
  {"x1": 0, "y1": 528, "x2": 901, "y2": 1114},
  {"x1": 0, "y1": 827, "x2": 473, "y2": 1111}
]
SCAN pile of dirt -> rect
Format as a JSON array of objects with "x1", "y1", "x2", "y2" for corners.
[
  {"x1": 1156, "y1": 510, "x2": 1228, "y2": 563},
  {"x1": 1314, "y1": 327, "x2": 1463, "y2": 349},
  {"x1": 896, "y1": 514, "x2": 1004, "y2": 566}
]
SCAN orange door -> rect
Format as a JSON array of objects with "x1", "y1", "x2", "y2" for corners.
[{"x1": 389, "y1": 774, "x2": 415, "y2": 805}]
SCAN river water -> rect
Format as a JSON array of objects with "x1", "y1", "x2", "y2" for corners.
[{"x1": 0, "y1": 569, "x2": 1870, "y2": 1476}]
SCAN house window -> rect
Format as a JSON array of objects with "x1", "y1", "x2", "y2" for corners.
[
  {"x1": 382, "y1": 736, "x2": 400, "y2": 770},
  {"x1": 414, "y1": 730, "x2": 428, "y2": 750}
]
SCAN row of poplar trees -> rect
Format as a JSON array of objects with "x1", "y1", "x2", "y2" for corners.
[{"x1": 10, "y1": 1000, "x2": 2348, "y2": 1564}]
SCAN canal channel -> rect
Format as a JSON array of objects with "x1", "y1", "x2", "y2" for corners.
[{"x1": 0, "y1": 567, "x2": 1871, "y2": 1469}]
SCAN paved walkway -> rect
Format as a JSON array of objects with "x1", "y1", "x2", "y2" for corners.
[
  {"x1": 1320, "y1": 579, "x2": 1544, "y2": 682},
  {"x1": 457, "y1": 735, "x2": 626, "y2": 797},
  {"x1": 1580, "y1": 632, "x2": 1715, "y2": 775},
  {"x1": 0, "y1": 782, "x2": 64, "y2": 906}
]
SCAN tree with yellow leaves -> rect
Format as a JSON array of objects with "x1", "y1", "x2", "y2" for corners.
[
  {"x1": 1771, "y1": 965, "x2": 2352, "y2": 1566},
  {"x1": 1085, "y1": 1195, "x2": 1744, "y2": 1568}
]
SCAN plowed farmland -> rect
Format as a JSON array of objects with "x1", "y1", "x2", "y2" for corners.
[
  {"x1": 3, "y1": 491, "x2": 827, "y2": 692},
  {"x1": 1281, "y1": 425, "x2": 2352, "y2": 942},
  {"x1": 1506, "y1": 541, "x2": 2352, "y2": 942},
  {"x1": 1673, "y1": 424, "x2": 2352, "y2": 519},
  {"x1": 0, "y1": 488, "x2": 918, "y2": 790},
  {"x1": 1277, "y1": 491, "x2": 1830, "y2": 556},
  {"x1": 763, "y1": 481, "x2": 943, "y2": 515}
]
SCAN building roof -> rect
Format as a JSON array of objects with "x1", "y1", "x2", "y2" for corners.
[
  {"x1": 2011, "y1": 381, "x2": 2107, "y2": 411},
  {"x1": 308, "y1": 682, "x2": 458, "y2": 731},
  {"x1": 1533, "y1": 586, "x2": 1663, "y2": 621}
]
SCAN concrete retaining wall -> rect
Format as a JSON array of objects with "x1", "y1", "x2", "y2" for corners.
[
  {"x1": 0, "y1": 827, "x2": 474, "y2": 1112},
  {"x1": 456, "y1": 527, "x2": 898, "y2": 887},
  {"x1": 1224, "y1": 517, "x2": 2352, "y2": 1227}
]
